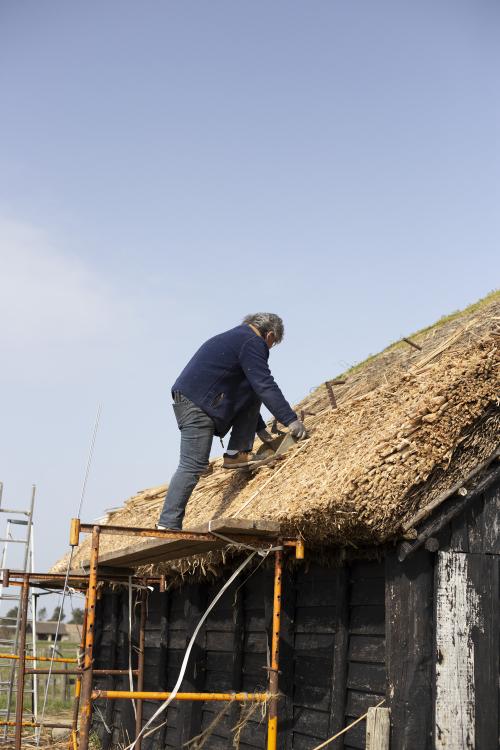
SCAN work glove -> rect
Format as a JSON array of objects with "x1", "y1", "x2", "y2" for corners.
[
  {"x1": 288, "y1": 419, "x2": 307, "y2": 440},
  {"x1": 257, "y1": 429, "x2": 274, "y2": 444}
]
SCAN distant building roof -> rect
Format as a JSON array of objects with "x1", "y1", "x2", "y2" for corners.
[{"x1": 26, "y1": 621, "x2": 82, "y2": 640}]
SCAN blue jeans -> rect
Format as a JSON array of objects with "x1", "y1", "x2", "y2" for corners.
[{"x1": 158, "y1": 394, "x2": 261, "y2": 529}]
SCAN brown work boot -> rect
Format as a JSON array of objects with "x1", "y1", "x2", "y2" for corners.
[{"x1": 223, "y1": 451, "x2": 273, "y2": 470}]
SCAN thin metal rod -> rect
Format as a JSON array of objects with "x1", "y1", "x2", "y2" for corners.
[
  {"x1": 135, "y1": 588, "x2": 147, "y2": 750},
  {"x1": 14, "y1": 576, "x2": 30, "y2": 749},
  {"x1": 91, "y1": 690, "x2": 270, "y2": 702},
  {"x1": 267, "y1": 546, "x2": 283, "y2": 750},
  {"x1": 76, "y1": 405, "x2": 102, "y2": 520},
  {"x1": 25, "y1": 668, "x2": 137, "y2": 676},
  {"x1": 78, "y1": 526, "x2": 100, "y2": 750}
]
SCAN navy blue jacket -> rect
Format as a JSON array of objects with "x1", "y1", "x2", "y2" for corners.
[{"x1": 172, "y1": 325, "x2": 297, "y2": 437}]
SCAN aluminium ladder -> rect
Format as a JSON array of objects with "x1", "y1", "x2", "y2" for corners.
[{"x1": 0, "y1": 482, "x2": 37, "y2": 742}]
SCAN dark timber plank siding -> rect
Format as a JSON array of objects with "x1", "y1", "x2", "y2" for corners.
[
  {"x1": 292, "y1": 565, "x2": 337, "y2": 748},
  {"x1": 86, "y1": 477, "x2": 500, "y2": 748},
  {"x1": 385, "y1": 549, "x2": 434, "y2": 750},
  {"x1": 448, "y1": 480, "x2": 500, "y2": 555},
  {"x1": 92, "y1": 559, "x2": 387, "y2": 749}
]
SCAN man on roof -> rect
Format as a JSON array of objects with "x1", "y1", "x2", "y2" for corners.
[{"x1": 158, "y1": 312, "x2": 306, "y2": 530}]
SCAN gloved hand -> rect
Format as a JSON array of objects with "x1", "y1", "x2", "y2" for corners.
[
  {"x1": 288, "y1": 419, "x2": 307, "y2": 440},
  {"x1": 257, "y1": 429, "x2": 274, "y2": 444}
]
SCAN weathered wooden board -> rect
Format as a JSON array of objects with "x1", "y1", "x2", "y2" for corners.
[
  {"x1": 386, "y1": 549, "x2": 433, "y2": 750},
  {"x1": 468, "y1": 553, "x2": 499, "y2": 750},
  {"x1": 479, "y1": 482, "x2": 500, "y2": 553},
  {"x1": 95, "y1": 517, "x2": 280, "y2": 568},
  {"x1": 365, "y1": 706, "x2": 390, "y2": 750},
  {"x1": 435, "y1": 551, "x2": 499, "y2": 750},
  {"x1": 340, "y1": 562, "x2": 387, "y2": 750},
  {"x1": 177, "y1": 583, "x2": 207, "y2": 745}
]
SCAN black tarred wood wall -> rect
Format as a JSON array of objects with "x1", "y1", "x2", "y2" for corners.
[
  {"x1": 92, "y1": 559, "x2": 386, "y2": 750},
  {"x1": 91, "y1": 478, "x2": 500, "y2": 750}
]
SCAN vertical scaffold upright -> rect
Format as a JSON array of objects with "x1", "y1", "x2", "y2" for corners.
[{"x1": 0, "y1": 482, "x2": 36, "y2": 742}]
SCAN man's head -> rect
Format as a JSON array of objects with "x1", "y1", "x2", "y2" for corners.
[{"x1": 242, "y1": 313, "x2": 284, "y2": 349}]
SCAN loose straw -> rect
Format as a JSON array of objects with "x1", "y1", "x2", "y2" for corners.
[
  {"x1": 310, "y1": 699, "x2": 386, "y2": 750},
  {"x1": 231, "y1": 440, "x2": 309, "y2": 517}
]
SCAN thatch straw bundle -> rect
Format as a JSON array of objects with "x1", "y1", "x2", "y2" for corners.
[{"x1": 53, "y1": 293, "x2": 500, "y2": 574}]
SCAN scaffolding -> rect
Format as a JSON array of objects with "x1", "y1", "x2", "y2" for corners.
[
  {"x1": 0, "y1": 517, "x2": 304, "y2": 749},
  {"x1": 0, "y1": 483, "x2": 37, "y2": 741}
]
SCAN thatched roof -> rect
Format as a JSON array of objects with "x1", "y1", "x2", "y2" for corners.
[{"x1": 53, "y1": 292, "x2": 500, "y2": 573}]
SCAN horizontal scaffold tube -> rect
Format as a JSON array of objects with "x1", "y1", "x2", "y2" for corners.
[
  {"x1": 92, "y1": 690, "x2": 270, "y2": 702},
  {"x1": 0, "y1": 720, "x2": 73, "y2": 728},
  {"x1": 0, "y1": 652, "x2": 77, "y2": 664},
  {"x1": 25, "y1": 668, "x2": 138, "y2": 676}
]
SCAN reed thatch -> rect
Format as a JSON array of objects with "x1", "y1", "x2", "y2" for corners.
[{"x1": 53, "y1": 292, "x2": 500, "y2": 574}]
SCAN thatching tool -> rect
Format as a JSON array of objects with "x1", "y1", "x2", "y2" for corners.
[
  {"x1": 239, "y1": 431, "x2": 310, "y2": 477},
  {"x1": 251, "y1": 431, "x2": 306, "y2": 469}
]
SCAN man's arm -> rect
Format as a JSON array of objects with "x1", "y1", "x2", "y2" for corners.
[{"x1": 239, "y1": 337, "x2": 297, "y2": 427}]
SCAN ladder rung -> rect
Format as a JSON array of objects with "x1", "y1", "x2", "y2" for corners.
[
  {"x1": 8, "y1": 520, "x2": 28, "y2": 526},
  {"x1": 0, "y1": 509, "x2": 30, "y2": 516},
  {"x1": 0, "y1": 594, "x2": 23, "y2": 599},
  {"x1": 0, "y1": 541, "x2": 29, "y2": 547}
]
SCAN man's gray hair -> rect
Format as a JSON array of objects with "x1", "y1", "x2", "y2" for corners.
[{"x1": 242, "y1": 313, "x2": 285, "y2": 344}]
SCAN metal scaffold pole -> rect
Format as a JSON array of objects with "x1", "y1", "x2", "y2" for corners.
[
  {"x1": 78, "y1": 526, "x2": 101, "y2": 750},
  {"x1": 14, "y1": 577, "x2": 29, "y2": 750},
  {"x1": 267, "y1": 545, "x2": 283, "y2": 750},
  {"x1": 0, "y1": 483, "x2": 36, "y2": 742}
]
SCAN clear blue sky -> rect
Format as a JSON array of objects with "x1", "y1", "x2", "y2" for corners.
[{"x1": 0, "y1": 1, "x2": 499, "y2": 586}]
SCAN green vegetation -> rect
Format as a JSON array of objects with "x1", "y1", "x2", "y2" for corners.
[
  {"x1": 69, "y1": 607, "x2": 84, "y2": 624},
  {"x1": 337, "y1": 288, "x2": 500, "y2": 382},
  {"x1": 404, "y1": 288, "x2": 500, "y2": 341},
  {"x1": 50, "y1": 605, "x2": 66, "y2": 622}
]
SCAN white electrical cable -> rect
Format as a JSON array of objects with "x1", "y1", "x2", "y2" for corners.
[{"x1": 123, "y1": 549, "x2": 259, "y2": 750}]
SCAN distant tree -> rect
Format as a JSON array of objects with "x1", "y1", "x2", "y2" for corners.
[
  {"x1": 50, "y1": 606, "x2": 66, "y2": 622},
  {"x1": 6, "y1": 607, "x2": 18, "y2": 619},
  {"x1": 38, "y1": 607, "x2": 47, "y2": 621},
  {"x1": 69, "y1": 608, "x2": 84, "y2": 625}
]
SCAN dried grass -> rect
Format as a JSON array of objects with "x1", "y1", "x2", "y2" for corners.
[{"x1": 52, "y1": 294, "x2": 500, "y2": 574}]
